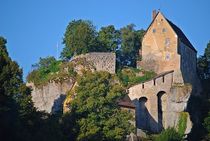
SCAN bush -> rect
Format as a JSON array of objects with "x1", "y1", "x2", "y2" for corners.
[
  {"x1": 27, "y1": 57, "x2": 69, "y2": 87},
  {"x1": 177, "y1": 112, "x2": 188, "y2": 136},
  {"x1": 154, "y1": 127, "x2": 182, "y2": 141},
  {"x1": 204, "y1": 112, "x2": 210, "y2": 132},
  {"x1": 117, "y1": 67, "x2": 156, "y2": 87}
]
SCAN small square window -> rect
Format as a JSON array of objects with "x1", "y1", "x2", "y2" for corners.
[
  {"x1": 152, "y1": 29, "x2": 156, "y2": 33},
  {"x1": 166, "y1": 53, "x2": 170, "y2": 60},
  {"x1": 165, "y1": 38, "x2": 170, "y2": 47},
  {"x1": 162, "y1": 28, "x2": 166, "y2": 33}
]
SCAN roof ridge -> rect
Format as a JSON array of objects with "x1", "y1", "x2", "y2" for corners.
[{"x1": 166, "y1": 19, "x2": 197, "y2": 52}]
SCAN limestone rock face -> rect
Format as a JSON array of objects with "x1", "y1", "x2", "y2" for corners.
[
  {"x1": 27, "y1": 79, "x2": 74, "y2": 113},
  {"x1": 165, "y1": 84, "x2": 192, "y2": 133},
  {"x1": 27, "y1": 52, "x2": 116, "y2": 114}
]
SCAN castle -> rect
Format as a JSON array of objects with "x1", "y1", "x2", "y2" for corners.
[
  {"x1": 128, "y1": 10, "x2": 201, "y2": 134},
  {"x1": 28, "y1": 10, "x2": 201, "y2": 135}
]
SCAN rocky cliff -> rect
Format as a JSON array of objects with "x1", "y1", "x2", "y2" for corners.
[
  {"x1": 27, "y1": 52, "x2": 116, "y2": 113},
  {"x1": 27, "y1": 79, "x2": 74, "y2": 113}
]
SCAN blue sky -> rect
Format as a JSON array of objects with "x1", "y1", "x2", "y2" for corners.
[{"x1": 0, "y1": 0, "x2": 210, "y2": 79}]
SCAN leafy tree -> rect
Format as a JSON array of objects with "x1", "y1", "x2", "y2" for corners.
[
  {"x1": 0, "y1": 37, "x2": 65, "y2": 141},
  {"x1": 33, "y1": 56, "x2": 57, "y2": 69},
  {"x1": 61, "y1": 20, "x2": 98, "y2": 60},
  {"x1": 98, "y1": 25, "x2": 120, "y2": 52},
  {"x1": 0, "y1": 36, "x2": 31, "y2": 140},
  {"x1": 64, "y1": 71, "x2": 134, "y2": 141},
  {"x1": 27, "y1": 56, "x2": 62, "y2": 86},
  {"x1": 196, "y1": 41, "x2": 210, "y2": 140},
  {"x1": 117, "y1": 24, "x2": 145, "y2": 68},
  {"x1": 197, "y1": 41, "x2": 210, "y2": 79},
  {"x1": 204, "y1": 41, "x2": 210, "y2": 61}
]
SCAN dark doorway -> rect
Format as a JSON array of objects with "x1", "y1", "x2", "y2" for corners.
[
  {"x1": 138, "y1": 97, "x2": 148, "y2": 130},
  {"x1": 157, "y1": 91, "x2": 167, "y2": 132}
]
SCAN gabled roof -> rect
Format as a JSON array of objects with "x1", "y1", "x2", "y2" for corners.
[
  {"x1": 118, "y1": 95, "x2": 135, "y2": 109},
  {"x1": 143, "y1": 11, "x2": 197, "y2": 53},
  {"x1": 166, "y1": 19, "x2": 197, "y2": 52}
]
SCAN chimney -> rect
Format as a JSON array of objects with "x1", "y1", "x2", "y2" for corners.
[{"x1": 152, "y1": 10, "x2": 157, "y2": 20}]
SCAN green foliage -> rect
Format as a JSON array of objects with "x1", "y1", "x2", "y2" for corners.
[
  {"x1": 196, "y1": 40, "x2": 210, "y2": 140},
  {"x1": 27, "y1": 56, "x2": 96, "y2": 87},
  {"x1": 98, "y1": 25, "x2": 120, "y2": 52},
  {"x1": 204, "y1": 41, "x2": 210, "y2": 61},
  {"x1": 117, "y1": 24, "x2": 145, "y2": 68},
  {"x1": 197, "y1": 41, "x2": 210, "y2": 80},
  {"x1": 204, "y1": 112, "x2": 210, "y2": 133},
  {"x1": 27, "y1": 56, "x2": 64, "y2": 86},
  {"x1": 154, "y1": 128, "x2": 182, "y2": 141},
  {"x1": 65, "y1": 71, "x2": 134, "y2": 141},
  {"x1": 0, "y1": 37, "x2": 23, "y2": 96},
  {"x1": 61, "y1": 20, "x2": 98, "y2": 60},
  {"x1": 61, "y1": 19, "x2": 145, "y2": 68},
  {"x1": 177, "y1": 112, "x2": 188, "y2": 136},
  {"x1": 117, "y1": 68, "x2": 156, "y2": 87}
]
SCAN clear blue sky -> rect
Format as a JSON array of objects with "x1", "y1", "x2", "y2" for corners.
[{"x1": 0, "y1": 0, "x2": 210, "y2": 79}]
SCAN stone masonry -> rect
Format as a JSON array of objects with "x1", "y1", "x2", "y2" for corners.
[
  {"x1": 129, "y1": 10, "x2": 200, "y2": 134},
  {"x1": 72, "y1": 52, "x2": 116, "y2": 74}
]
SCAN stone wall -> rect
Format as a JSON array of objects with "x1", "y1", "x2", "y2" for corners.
[
  {"x1": 128, "y1": 71, "x2": 174, "y2": 133},
  {"x1": 179, "y1": 41, "x2": 202, "y2": 95},
  {"x1": 73, "y1": 52, "x2": 116, "y2": 74},
  {"x1": 128, "y1": 71, "x2": 192, "y2": 134}
]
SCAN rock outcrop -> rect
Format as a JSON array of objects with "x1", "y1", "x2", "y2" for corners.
[
  {"x1": 27, "y1": 79, "x2": 74, "y2": 113},
  {"x1": 27, "y1": 52, "x2": 116, "y2": 113}
]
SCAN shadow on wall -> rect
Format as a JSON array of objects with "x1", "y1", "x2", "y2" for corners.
[
  {"x1": 133, "y1": 97, "x2": 159, "y2": 133},
  {"x1": 134, "y1": 91, "x2": 166, "y2": 133},
  {"x1": 157, "y1": 91, "x2": 166, "y2": 131},
  {"x1": 51, "y1": 94, "x2": 66, "y2": 114}
]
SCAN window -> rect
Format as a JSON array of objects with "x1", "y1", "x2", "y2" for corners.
[
  {"x1": 162, "y1": 28, "x2": 166, "y2": 33},
  {"x1": 165, "y1": 53, "x2": 170, "y2": 60},
  {"x1": 152, "y1": 29, "x2": 156, "y2": 33},
  {"x1": 165, "y1": 38, "x2": 170, "y2": 47}
]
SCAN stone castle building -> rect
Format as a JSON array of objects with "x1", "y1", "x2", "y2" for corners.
[
  {"x1": 128, "y1": 10, "x2": 201, "y2": 134},
  {"x1": 138, "y1": 10, "x2": 198, "y2": 88},
  {"x1": 28, "y1": 10, "x2": 201, "y2": 136}
]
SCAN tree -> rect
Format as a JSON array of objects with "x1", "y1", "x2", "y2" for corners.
[
  {"x1": 98, "y1": 25, "x2": 120, "y2": 52},
  {"x1": 117, "y1": 24, "x2": 145, "y2": 68},
  {"x1": 197, "y1": 41, "x2": 210, "y2": 79},
  {"x1": 64, "y1": 71, "x2": 134, "y2": 141},
  {"x1": 197, "y1": 41, "x2": 210, "y2": 140},
  {"x1": 204, "y1": 41, "x2": 210, "y2": 61},
  {"x1": 0, "y1": 37, "x2": 63, "y2": 141},
  {"x1": 0, "y1": 36, "x2": 27, "y2": 140},
  {"x1": 61, "y1": 20, "x2": 98, "y2": 60}
]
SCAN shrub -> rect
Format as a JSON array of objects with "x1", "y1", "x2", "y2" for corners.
[
  {"x1": 177, "y1": 112, "x2": 188, "y2": 136},
  {"x1": 117, "y1": 67, "x2": 156, "y2": 87},
  {"x1": 154, "y1": 127, "x2": 182, "y2": 141},
  {"x1": 203, "y1": 112, "x2": 210, "y2": 133}
]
